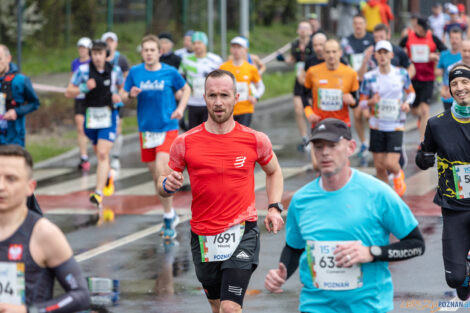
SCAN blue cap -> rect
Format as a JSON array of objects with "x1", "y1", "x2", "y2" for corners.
[{"x1": 184, "y1": 30, "x2": 195, "y2": 38}]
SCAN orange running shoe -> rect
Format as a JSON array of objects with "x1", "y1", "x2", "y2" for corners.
[{"x1": 393, "y1": 169, "x2": 407, "y2": 196}]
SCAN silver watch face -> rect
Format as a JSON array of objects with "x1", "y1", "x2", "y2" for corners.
[{"x1": 371, "y1": 245, "x2": 382, "y2": 256}]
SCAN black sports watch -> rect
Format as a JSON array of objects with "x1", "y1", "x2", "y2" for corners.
[
  {"x1": 268, "y1": 202, "x2": 284, "y2": 213},
  {"x1": 369, "y1": 245, "x2": 382, "y2": 261}
]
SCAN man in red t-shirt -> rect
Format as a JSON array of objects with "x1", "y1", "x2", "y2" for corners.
[{"x1": 158, "y1": 69, "x2": 284, "y2": 313}]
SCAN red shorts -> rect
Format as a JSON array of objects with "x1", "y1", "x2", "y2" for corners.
[{"x1": 140, "y1": 130, "x2": 178, "y2": 163}]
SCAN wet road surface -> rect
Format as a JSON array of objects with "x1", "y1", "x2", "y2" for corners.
[{"x1": 35, "y1": 101, "x2": 459, "y2": 312}]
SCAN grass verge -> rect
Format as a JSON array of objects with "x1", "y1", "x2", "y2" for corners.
[{"x1": 27, "y1": 70, "x2": 295, "y2": 162}]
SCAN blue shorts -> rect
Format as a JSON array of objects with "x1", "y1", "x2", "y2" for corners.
[{"x1": 84, "y1": 108, "x2": 118, "y2": 145}]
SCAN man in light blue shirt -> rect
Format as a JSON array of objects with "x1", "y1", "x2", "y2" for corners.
[{"x1": 265, "y1": 118, "x2": 425, "y2": 313}]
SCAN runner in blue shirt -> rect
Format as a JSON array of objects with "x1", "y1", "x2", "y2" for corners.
[
  {"x1": 121, "y1": 35, "x2": 190, "y2": 240},
  {"x1": 265, "y1": 118, "x2": 425, "y2": 313}
]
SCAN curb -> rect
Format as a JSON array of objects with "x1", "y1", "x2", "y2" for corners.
[
  {"x1": 33, "y1": 96, "x2": 293, "y2": 169},
  {"x1": 34, "y1": 95, "x2": 443, "y2": 169}
]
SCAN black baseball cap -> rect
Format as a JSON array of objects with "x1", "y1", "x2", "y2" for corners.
[{"x1": 310, "y1": 118, "x2": 352, "y2": 143}]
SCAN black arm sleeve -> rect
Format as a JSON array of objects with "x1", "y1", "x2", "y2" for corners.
[
  {"x1": 30, "y1": 258, "x2": 90, "y2": 313},
  {"x1": 373, "y1": 226, "x2": 425, "y2": 262},
  {"x1": 399, "y1": 36, "x2": 408, "y2": 49},
  {"x1": 349, "y1": 90, "x2": 359, "y2": 108},
  {"x1": 280, "y1": 243, "x2": 304, "y2": 279},
  {"x1": 432, "y1": 34, "x2": 448, "y2": 52}
]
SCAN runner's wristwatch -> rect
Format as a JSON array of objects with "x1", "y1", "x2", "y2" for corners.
[
  {"x1": 268, "y1": 202, "x2": 284, "y2": 213},
  {"x1": 369, "y1": 245, "x2": 382, "y2": 261}
]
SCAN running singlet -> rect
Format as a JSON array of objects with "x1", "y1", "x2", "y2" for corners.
[
  {"x1": 404, "y1": 30, "x2": 437, "y2": 81},
  {"x1": 0, "y1": 211, "x2": 54, "y2": 305},
  {"x1": 304, "y1": 62, "x2": 359, "y2": 125},
  {"x1": 168, "y1": 122, "x2": 274, "y2": 235},
  {"x1": 290, "y1": 38, "x2": 314, "y2": 78},
  {"x1": 286, "y1": 170, "x2": 418, "y2": 313},
  {"x1": 124, "y1": 63, "x2": 186, "y2": 132},
  {"x1": 180, "y1": 52, "x2": 223, "y2": 107},
  {"x1": 360, "y1": 66, "x2": 415, "y2": 131},
  {"x1": 422, "y1": 111, "x2": 470, "y2": 210},
  {"x1": 220, "y1": 60, "x2": 261, "y2": 115}
]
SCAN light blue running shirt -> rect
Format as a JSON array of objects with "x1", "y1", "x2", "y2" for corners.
[{"x1": 286, "y1": 169, "x2": 418, "y2": 313}]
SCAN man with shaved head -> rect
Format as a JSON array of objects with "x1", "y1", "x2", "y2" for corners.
[{"x1": 303, "y1": 39, "x2": 359, "y2": 167}]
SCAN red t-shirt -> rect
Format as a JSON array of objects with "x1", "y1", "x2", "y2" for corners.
[{"x1": 168, "y1": 122, "x2": 274, "y2": 236}]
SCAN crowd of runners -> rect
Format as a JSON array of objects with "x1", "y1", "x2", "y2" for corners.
[{"x1": 2, "y1": 1, "x2": 470, "y2": 312}]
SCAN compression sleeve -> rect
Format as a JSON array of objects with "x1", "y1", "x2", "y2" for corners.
[
  {"x1": 279, "y1": 243, "x2": 304, "y2": 279},
  {"x1": 372, "y1": 226, "x2": 425, "y2": 262},
  {"x1": 349, "y1": 90, "x2": 359, "y2": 108},
  {"x1": 29, "y1": 258, "x2": 90, "y2": 313},
  {"x1": 253, "y1": 80, "x2": 265, "y2": 99}
]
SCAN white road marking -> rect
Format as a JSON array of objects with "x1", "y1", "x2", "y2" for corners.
[
  {"x1": 36, "y1": 168, "x2": 148, "y2": 195},
  {"x1": 76, "y1": 214, "x2": 191, "y2": 263},
  {"x1": 33, "y1": 168, "x2": 71, "y2": 181}
]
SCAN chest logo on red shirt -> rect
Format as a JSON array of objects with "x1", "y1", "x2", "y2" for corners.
[
  {"x1": 234, "y1": 156, "x2": 247, "y2": 168},
  {"x1": 8, "y1": 244, "x2": 23, "y2": 261}
]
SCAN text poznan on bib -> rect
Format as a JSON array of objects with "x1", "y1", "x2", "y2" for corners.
[
  {"x1": 306, "y1": 240, "x2": 363, "y2": 290},
  {"x1": 199, "y1": 223, "x2": 245, "y2": 262}
]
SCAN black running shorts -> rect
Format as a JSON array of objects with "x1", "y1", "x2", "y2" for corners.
[
  {"x1": 411, "y1": 80, "x2": 433, "y2": 108},
  {"x1": 191, "y1": 221, "x2": 260, "y2": 289},
  {"x1": 369, "y1": 129, "x2": 403, "y2": 153}
]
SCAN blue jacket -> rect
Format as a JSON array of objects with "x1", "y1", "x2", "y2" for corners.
[{"x1": 0, "y1": 63, "x2": 40, "y2": 146}]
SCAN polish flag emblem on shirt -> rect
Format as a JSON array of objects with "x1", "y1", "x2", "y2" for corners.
[{"x1": 8, "y1": 244, "x2": 23, "y2": 261}]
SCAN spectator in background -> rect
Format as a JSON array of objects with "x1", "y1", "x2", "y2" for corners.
[
  {"x1": 429, "y1": 3, "x2": 446, "y2": 40},
  {"x1": 158, "y1": 33, "x2": 182, "y2": 70},
  {"x1": 175, "y1": 30, "x2": 194, "y2": 59},
  {"x1": 362, "y1": 0, "x2": 383, "y2": 33},
  {"x1": 379, "y1": 0, "x2": 394, "y2": 27}
]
